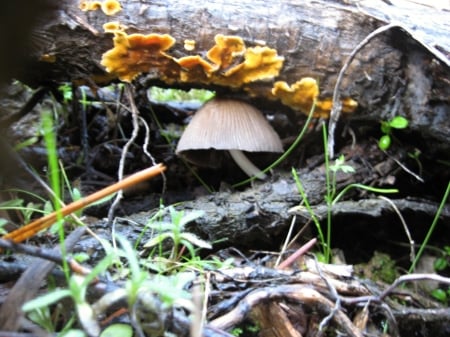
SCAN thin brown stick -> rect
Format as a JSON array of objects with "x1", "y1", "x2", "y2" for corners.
[
  {"x1": 1, "y1": 163, "x2": 166, "y2": 244},
  {"x1": 276, "y1": 238, "x2": 317, "y2": 270}
]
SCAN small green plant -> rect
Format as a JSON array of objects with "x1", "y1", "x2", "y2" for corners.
[
  {"x1": 230, "y1": 323, "x2": 260, "y2": 336},
  {"x1": 423, "y1": 236, "x2": 450, "y2": 304},
  {"x1": 22, "y1": 253, "x2": 114, "y2": 336},
  {"x1": 100, "y1": 323, "x2": 133, "y2": 337},
  {"x1": 434, "y1": 246, "x2": 450, "y2": 272},
  {"x1": 378, "y1": 115, "x2": 409, "y2": 150},
  {"x1": 58, "y1": 83, "x2": 73, "y2": 104},
  {"x1": 328, "y1": 154, "x2": 356, "y2": 199},
  {"x1": 143, "y1": 205, "x2": 211, "y2": 263},
  {"x1": 430, "y1": 247, "x2": 450, "y2": 305},
  {"x1": 0, "y1": 195, "x2": 50, "y2": 226},
  {"x1": 407, "y1": 148, "x2": 423, "y2": 177},
  {"x1": 409, "y1": 181, "x2": 450, "y2": 273},
  {"x1": 293, "y1": 124, "x2": 399, "y2": 263},
  {"x1": 430, "y1": 287, "x2": 450, "y2": 304},
  {"x1": 231, "y1": 327, "x2": 243, "y2": 336}
]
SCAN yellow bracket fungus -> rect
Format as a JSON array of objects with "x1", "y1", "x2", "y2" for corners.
[
  {"x1": 224, "y1": 46, "x2": 284, "y2": 84},
  {"x1": 99, "y1": 25, "x2": 354, "y2": 115},
  {"x1": 101, "y1": 29, "x2": 284, "y2": 87},
  {"x1": 101, "y1": 32, "x2": 176, "y2": 82},
  {"x1": 206, "y1": 34, "x2": 246, "y2": 70},
  {"x1": 184, "y1": 39, "x2": 196, "y2": 51},
  {"x1": 103, "y1": 21, "x2": 127, "y2": 33},
  {"x1": 79, "y1": 1, "x2": 101, "y2": 11},
  {"x1": 79, "y1": 0, "x2": 122, "y2": 16},
  {"x1": 272, "y1": 78, "x2": 357, "y2": 118}
]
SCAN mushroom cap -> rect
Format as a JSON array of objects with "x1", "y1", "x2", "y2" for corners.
[{"x1": 176, "y1": 98, "x2": 283, "y2": 154}]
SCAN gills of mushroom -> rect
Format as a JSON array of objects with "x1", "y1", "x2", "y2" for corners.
[{"x1": 175, "y1": 98, "x2": 283, "y2": 180}]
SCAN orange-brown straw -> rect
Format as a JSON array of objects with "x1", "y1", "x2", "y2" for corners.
[{"x1": 1, "y1": 163, "x2": 166, "y2": 245}]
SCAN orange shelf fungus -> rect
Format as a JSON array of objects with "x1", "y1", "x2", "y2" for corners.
[
  {"x1": 176, "y1": 55, "x2": 218, "y2": 82},
  {"x1": 315, "y1": 97, "x2": 358, "y2": 116},
  {"x1": 272, "y1": 78, "x2": 357, "y2": 118},
  {"x1": 101, "y1": 0, "x2": 122, "y2": 15},
  {"x1": 224, "y1": 46, "x2": 284, "y2": 85},
  {"x1": 175, "y1": 36, "x2": 284, "y2": 87},
  {"x1": 207, "y1": 34, "x2": 246, "y2": 70},
  {"x1": 79, "y1": 1, "x2": 102, "y2": 11},
  {"x1": 101, "y1": 32, "x2": 176, "y2": 82},
  {"x1": 184, "y1": 39, "x2": 196, "y2": 51},
  {"x1": 272, "y1": 78, "x2": 319, "y2": 115},
  {"x1": 101, "y1": 31, "x2": 283, "y2": 87},
  {"x1": 103, "y1": 21, "x2": 127, "y2": 33},
  {"x1": 79, "y1": 0, "x2": 121, "y2": 15}
]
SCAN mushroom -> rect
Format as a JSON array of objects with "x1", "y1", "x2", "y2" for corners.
[{"x1": 176, "y1": 98, "x2": 283, "y2": 179}]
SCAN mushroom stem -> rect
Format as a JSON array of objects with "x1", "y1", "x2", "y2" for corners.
[{"x1": 228, "y1": 149, "x2": 267, "y2": 180}]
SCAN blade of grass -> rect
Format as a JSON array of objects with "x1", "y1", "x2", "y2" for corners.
[
  {"x1": 409, "y1": 180, "x2": 450, "y2": 273},
  {"x1": 41, "y1": 111, "x2": 68, "y2": 279},
  {"x1": 233, "y1": 100, "x2": 317, "y2": 188}
]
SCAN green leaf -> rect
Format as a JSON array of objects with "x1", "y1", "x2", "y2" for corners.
[
  {"x1": 231, "y1": 328, "x2": 243, "y2": 336},
  {"x1": 72, "y1": 252, "x2": 90, "y2": 263},
  {"x1": 431, "y1": 288, "x2": 447, "y2": 302},
  {"x1": 380, "y1": 121, "x2": 391, "y2": 134},
  {"x1": 179, "y1": 210, "x2": 205, "y2": 227},
  {"x1": 389, "y1": 116, "x2": 409, "y2": 129},
  {"x1": 147, "y1": 220, "x2": 177, "y2": 232},
  {"x1": 180, "y1": 232, "x2": 212, "y2": 249},
  {"x1": 0, "y1": 198, "x2": 24, "y2": 208},
  {"x1": 22, "y1": 289, "x2": 71, "y2": 312},
  {"x1": 13, "y1": 136, "x2": 39, "y2": 151},
  {"x1": 71, "y1": 187, "x2": 82, "y2": 202},
  {"x1": 329, "y1": 155, "x2": 355, "y2": 174},
  {"x1": 340, "y1": 165, "x2": 355, "y2": 174},
  {"x1": 434, "y1": 257, "x2": 448, "y2": 271},
  {"x1": 143, "y1": 232, "x2": 173, "y2": 248},
  {"x1": 115, "y1": 235, "x2": 144, "y2": 285},
  {"x1": 100, "y1": 324, "x2": 133, "y2": 337},
  {"x1": 378, "y1": 135, "x2": 391, "y2": 150}
]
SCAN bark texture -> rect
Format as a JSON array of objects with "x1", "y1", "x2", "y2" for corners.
[{"x1": 19, "y1": 0, "x2": 450, "y2": 153}]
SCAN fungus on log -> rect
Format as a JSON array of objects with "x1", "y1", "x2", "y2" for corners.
[{"x1": 7, "y1": 0, "x2": 450, "y2": 154}]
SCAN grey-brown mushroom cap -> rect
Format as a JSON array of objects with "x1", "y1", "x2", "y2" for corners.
[{"x1": 175, "y1": 99, "x2": 283, "y2": 154}]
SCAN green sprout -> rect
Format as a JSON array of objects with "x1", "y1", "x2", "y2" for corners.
[{"x1": 378, "y1": 116, "x2": 409, "y2": 150}]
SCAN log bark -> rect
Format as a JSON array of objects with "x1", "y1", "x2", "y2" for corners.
[{"x1": 18, "y1": 0, "x2": 450, "y2": 153}]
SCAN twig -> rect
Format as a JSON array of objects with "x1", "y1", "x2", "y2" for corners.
[
  {"x1": 342, "y1": 273, "x2": 450, "y2": 304},
  {"x1": 378, "y1": 273, "x2": 450, "y2": 301},
  {"x1": 139, "y1": 115, "x2": 167, "y2": 194},
  {"x1": 378, "y1": 195, "x2": 415, "y2": 265},
  {"x1": 276, "y1": 238, "x2": 317, "y2": 270},
  {"x1": 108, "y1": 83, "x2": 141, "y2": 225},
  {"x1": 383, "y1": 149, "x2": 424, "y2": 182},
  {"x1": 328, "y1": 23, "x2": 400, "y2": 158},
  {"x1": 312, "y1": 255, "x2": 342, "y2": 331},
  {"x1": 0, "y1": 164, "x2": 166, "y2": 244},
  {"x1": 210, "y1": 284, "x2": 363, "y2": 337},
  {"x1": 275, "y1": 215, "x2": 296, "y2": 267}
]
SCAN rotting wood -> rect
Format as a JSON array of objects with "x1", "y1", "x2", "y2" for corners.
[{"x1": 16, "y1": 0, "x2": 449, "y2": 151}]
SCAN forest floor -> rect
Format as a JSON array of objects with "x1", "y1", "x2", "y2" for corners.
[{"x1": 0, "y1": 81, "x2": 449, "y2": 337}]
